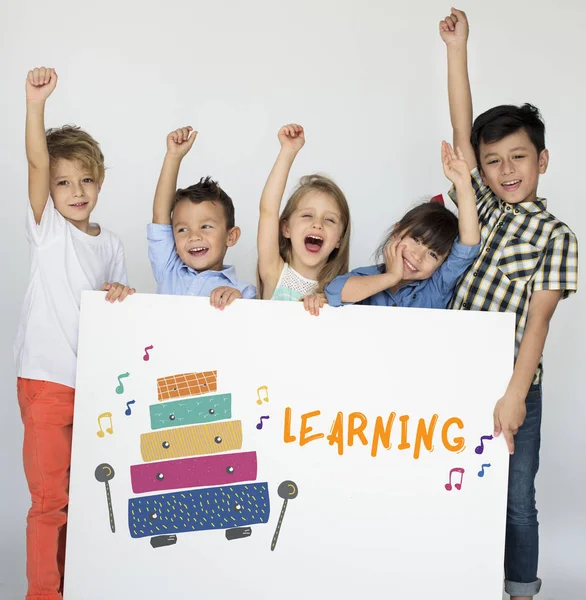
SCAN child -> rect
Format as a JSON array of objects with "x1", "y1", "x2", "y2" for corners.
[
  {"x1": 325, "y1": 142, "x2": 480, "y2": 308},
  {"x1": 440, "y1": 9, "x2": 578, "y2": 599},
  {"x1": 14, "y1": 67, "x2": 133, "y2": 600},
  {"x1": 257, "y1": 123, "x2": 351, "y2": 314},
  {"x1": 148, "y1": 126, "x2": 255, "y2": 307}
]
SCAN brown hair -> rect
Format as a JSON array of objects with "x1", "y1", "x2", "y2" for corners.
[
  {"x1": 375, "y1": 202, "x2": 458, "y2": 266},
  {"x1": 172, "y1": 176, "x2": 235, "y2": 229},
  {"x1": 46, "y1": 125, "x2": 105, "y2": 182},
  {"x1": 258, "y1": 174, "x2": 351, "y2": 298}
]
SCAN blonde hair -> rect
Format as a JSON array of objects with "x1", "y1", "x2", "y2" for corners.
[
  {"x1": 46, "y1": 125, "x2": 105, "y2": 182},
  {"x1": 258, "y1": 174, "x2": 351, "y2": 298}
]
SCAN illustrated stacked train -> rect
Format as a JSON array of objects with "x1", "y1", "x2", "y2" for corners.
[{"x1": 127, "y1": 370, "x2": 271, "y2": 547}]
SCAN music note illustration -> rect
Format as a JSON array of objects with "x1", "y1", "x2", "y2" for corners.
[
  {"x1": 115, "y1": 372, "x2": 130, "y2": 394},
  {"x1": 143, "y1": 345, "x2": 154, "y2": 361},
  {"x1": 95, "y1": 463, "x2": 116, "y2": 532},
  {"x1": 444, "y1": 467, "x2": 465, "y2": 491},
  {"x1": 475, "y1": 434, "x2": 493, "y2": 455},
  {"x1": 271, "y1": 480, "x2": 298, "y2": 551},
  {"x1": 256, "y1": 416, "x2": 270, "y2": 430},
  {"x1": 256, "y1": 385, "x2": 269, "y2": 405},
  {"x1": 125, "y1": 400, "x2": 136, "y2": 416},
  {"x1": 477, "y1": 464, "x2": 492, "y2": 478},
  {"x1": 96, "y1": 412, "x2": 114, "y2": 438}
]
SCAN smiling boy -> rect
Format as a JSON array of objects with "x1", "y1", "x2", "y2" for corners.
[
  {"x1": 148, "y1": 126, "x2": 255, "y2": 307},
  {"x1": 440, "y1": 9, "x2": 578, "y2": 599}
]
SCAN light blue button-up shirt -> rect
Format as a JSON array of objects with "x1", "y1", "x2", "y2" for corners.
[
  {"x1": 147, "y1": 223, "x2": 256, "y2": 298},
  {"x1": 325, "y1": 240, "x2": 480, "y2": 309}
]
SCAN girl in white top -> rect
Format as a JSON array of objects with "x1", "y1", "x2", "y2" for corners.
[
  {"x1": 257, "y1": 124, "x2": 351, "y2": 314},
  {"x1": 15, "y1": 66, "x2": 133, "y2": 600}
]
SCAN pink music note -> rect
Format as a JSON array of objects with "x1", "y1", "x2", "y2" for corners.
[
  {"x1": 445, "y1": 467, "x2": 465, "y2": 491},
  {"x1": 143, "y1": 345, "x2": 154, "y2": 361}
]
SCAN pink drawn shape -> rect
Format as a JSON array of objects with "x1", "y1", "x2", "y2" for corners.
[
  {"x1": 143, "y1": 345, "x2": 154, "y2": 361},
  {"x1": 445, "y1": 467, "x2": 465, "y2": 491},
  {"x1": 130, "y1": 451, "x2": 258, "y2": 494}
]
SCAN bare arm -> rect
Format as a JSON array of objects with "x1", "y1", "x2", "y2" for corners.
[
  {"x1": 440, "y1": 9, "x2": 476, "y2": 170},
  {"x1": 494, "y1": 290, "x2": 562, "y2": 453},
  {"x1": 441, "y1": 141, "x2": 480, "y2": 246},
  {"x1": 153, "y1": 126, "x2": 197, "y2": 224},
  {"x1": 340, "y1": 272, "x2": 400, "y2": 304},
  {"x1": 25, "y1": 67, "x2": 58, "y2": 224},
  {"x1": 257, "y1": 124, "x2": 304, "y2": 298}
]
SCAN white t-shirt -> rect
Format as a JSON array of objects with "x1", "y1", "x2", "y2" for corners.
[{"x1": 13, "y1": 199, "x2": 128, "y2": 389}]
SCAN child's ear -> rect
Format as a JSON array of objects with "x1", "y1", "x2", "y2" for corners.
[
  {"x1": 226, "y1": 226, "x2": 241, "y2": 248},
  {"x1": 538, "y1": 149, "x2": 550, "y2": 174},
  {"x1": 97, "y1": 176, "x2": 105, "y2": 193},
  {"x1": 281, "y1": 220, "x2": 291, "y2": 239}
]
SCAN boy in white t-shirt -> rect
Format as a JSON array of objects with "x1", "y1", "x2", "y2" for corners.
[{"x1": 14, "y1": 67, "x2": 134, "y2": 600}]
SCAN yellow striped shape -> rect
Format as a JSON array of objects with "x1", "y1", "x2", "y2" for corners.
[{"x1": 140, "y1": 421, "x2": 243, "y2": 462}]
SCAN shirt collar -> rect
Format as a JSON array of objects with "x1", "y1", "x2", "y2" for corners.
[
  {"x1": 383, "y1": 278, "x2": 423, "y2": 298},
  {"x1": 498, "y1": 197, "x2": 547, "y2": 215},
  {"x1": 181, "y1": 264, "x2": 239, "y2": 286}
]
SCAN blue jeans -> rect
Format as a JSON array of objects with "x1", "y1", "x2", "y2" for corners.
[{"x1": 504, "y1": 383, "x2": 542, "y2": 597}]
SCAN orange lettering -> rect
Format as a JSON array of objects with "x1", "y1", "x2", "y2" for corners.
[
  {"x1": 347, "y1": 412, "x2": 368, "y2": 447},
  {"x1": 283, "y1": 407, "x2": 296, "y2": 443},
  {"x1": 327, "y1": 412, "x2": 344, "y2": 455},
  {"x1": 398, "y1": 415, "x2": 411, "y2": 450},
  {"x1": 300, "y1": 410, "x2": 325, "y2": 446},
  {"x1": 370, "y1": 412, "x2": 396, "y2": 457},
  {"x1": 413, "y1": 414, "x2": 438, "y2": 459},
  {"x1": 442, "y1": 417, "x2": 465, "y2": 452}
]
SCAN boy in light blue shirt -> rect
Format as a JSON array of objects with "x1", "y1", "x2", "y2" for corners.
[{"x1": 148, "y1": 126, "x2": 255, "y2": 306}]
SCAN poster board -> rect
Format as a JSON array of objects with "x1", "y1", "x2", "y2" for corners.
[{"x1": 65, "y1": 292, "x2": 514, "y2": 600}]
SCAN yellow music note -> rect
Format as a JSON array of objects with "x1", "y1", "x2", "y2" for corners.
[
  {"x1": 97, "y1": 412, "x2": 114, "y2": 438},
  {"x1": 256, "y1": 385, "x2": 269, "y2": 405}
]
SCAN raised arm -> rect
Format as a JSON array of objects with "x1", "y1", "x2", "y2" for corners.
[
  {"x1": 439, "y1": 8, "x2": 476, "y2": 170},
  {"x1": 441, "y1": 141, "x2": 479, "y2": 246},
  {"x1": 26, "y1": 67, "x2": 58, "y2": 224},
  {"x1": 152, "y1": 126, "x2": 197, "y2": 224},
  {"x1": 257, "y1": 124, "x2": 305, "y2": 298}
]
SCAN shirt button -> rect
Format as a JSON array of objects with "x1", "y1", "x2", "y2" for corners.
[
  {"x1": 463, "y1": 303, "x2": 468, "y2": 308},
  {"x1": 473, "y1": 271, "x2": 478, "y2": 276},
  {"x1": 506, "y1": 206, "x2": 511, "y2": 211},
  {"x1": 392, "y1": 303, "x2": 397, "y2": 307},
  {"x1": 485, "y1": 246, "x2": 490, "y2": 252},
  {"x1": 412, "y1": 294, "x2": 417, "y2": 300},
  {"x1": 514, "y1": 208, "x2": 520, "y2": 215}
]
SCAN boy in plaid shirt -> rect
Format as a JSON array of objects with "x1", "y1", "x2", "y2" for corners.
[{"x1": 440, "y1": 8, "x2": 578, "y2": 600}]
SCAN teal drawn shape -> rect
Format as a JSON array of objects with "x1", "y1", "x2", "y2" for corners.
[{"x1": 149, "y1": 394, "x2": 231, "y2": 430}]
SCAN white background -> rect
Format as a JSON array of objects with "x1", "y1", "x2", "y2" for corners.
[
  {"x1": 66, "y1": 293, "x2": 512, "y2": 600},
  {"x1": 0, "y1": 1, "x2": 584, "y2": 598}
]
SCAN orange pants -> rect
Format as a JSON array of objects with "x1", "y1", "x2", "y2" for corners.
[{"x1": 17, "y1": 378, "x2": 74, "y2": 600}]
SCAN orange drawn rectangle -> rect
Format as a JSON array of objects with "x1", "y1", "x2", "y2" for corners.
[
  {"x1": 140, "y1": 420, "x2": 243, "y2": 462},
  {"x1": 157, "y1": 370, "x2": 218, "y2": 401}
]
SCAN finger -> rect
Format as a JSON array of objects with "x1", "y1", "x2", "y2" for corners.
[
  {"x1": 118, "y1": 287, "x2": 130, "y2": 302},
  {"x1": 109, "y1": 285, "x2": 123, "y2": 303},
  {"x1": 186, "y1": 130, "x2": 198, "y2": 148},
  {"x1": 210, "y1": 290, "x2": 219, "y2": 307},
  {"x1": 105, "y1": 285, "x2": 118, "y2": 302},
  {"x1": 44, "y1": 68, "x2": 51, "y2": 85},
  {"x1": 225, "y1": 291, "x2": 238, "y2": 306},
  {"x1": 445, "y1": 15, "x2": 455, "y2": 30},
  {"x1": 181, "y1": 127, "x2": 191, "y2": 141},
  {"x1": 504, "y1": 428, "x2": 515, "y2": 454},
  {"x1": 451, "y1": 8, "x2": 467, "y2": 23},
  {"x1": 50, "y1": 68, "x2": 58, "y2": 83},
  {"x1": 101, "y1": 282, "x2": 111, "y2": 291},
  {"x1": 493, "y1": 414, "x2": 501, "y2": 437},
  {"x1": 32, "y1": 68, "x2": 40, "y2": 85},
  {"x1": 128, "y1": 288, "x2": 136, "y2": 295}
]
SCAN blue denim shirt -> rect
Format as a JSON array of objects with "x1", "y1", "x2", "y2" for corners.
[
  {"x1": 147, "y1": 223, "x2": 256, "y2": 298},
  {"x1": 325, "y1": 240, "x2": 480, "y2": 309}
]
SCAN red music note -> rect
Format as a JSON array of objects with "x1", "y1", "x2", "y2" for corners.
[{"x1": 445, "y1": 467, "x2": 465, "y2": 491}]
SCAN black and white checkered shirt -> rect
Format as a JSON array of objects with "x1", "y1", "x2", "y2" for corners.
[{"x1": 449, "y1": 169, "x2": 578, "y2": 383}]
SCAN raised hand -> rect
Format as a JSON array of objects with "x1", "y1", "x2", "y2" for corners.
[
  {"x1": 26, "y1": 67, "x2": 58, "y2": 103},
  {"x1": 441, "y1": 141, "x2": 472, "y2": 188},
  {"x1": 278, "y1": 123, "x2": 305, "y2": 153},
  {"x1": 439, "y1": 7, "x2": 469, "y2": 45},
  {"x1": 384, "y1": 237, "x2": 406, "y2": 284},
  {"x1": 166, "y1": 126, "x2": 197, "y2": 159}
]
